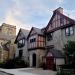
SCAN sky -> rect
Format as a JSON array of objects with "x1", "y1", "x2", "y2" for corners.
[{"x1": 0, "y1": 0, "x2": 75, "y2": 34}]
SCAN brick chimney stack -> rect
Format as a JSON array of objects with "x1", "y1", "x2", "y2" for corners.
[{"x1": 54, "y1": 7, "x2": 63, "y2": 14}]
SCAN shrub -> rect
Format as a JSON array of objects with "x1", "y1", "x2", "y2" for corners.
[
  {"x1": 59, "y1": 63, "x2": 75, "y2": 69},
  {"x1": 56, "y1": 69, "x2": 71, "y2": 75},
  {"x1": 0, "y1": 57, "x2": 29, "y2": 69}
]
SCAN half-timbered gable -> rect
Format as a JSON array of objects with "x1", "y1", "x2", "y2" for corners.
[
  {"x1": 46, "y1": 8, "x2": 75, "y2": 33},
  {"x1": 15, "y1": 29, "x2": 24, "y2": 43},
  {"x1": 27, "y1": 27, "x2": 45, "y2": 50}
]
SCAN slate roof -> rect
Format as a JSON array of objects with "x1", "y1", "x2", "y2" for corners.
[
  {"x1": 15, "y1": 28, "x2": 29, "y2": 43},
  {"x1": 27, "y1": 27, "x2": 44, "y2": 39},
  {"x1": 21, "y1": 28, "x2": 29, "y2": 39},
  {"x1": 46, "y1": 49, "x2": 64, "y2": 58},
  {"x1": 33, "y1": 27, "x2": 43, "y2": 35}
]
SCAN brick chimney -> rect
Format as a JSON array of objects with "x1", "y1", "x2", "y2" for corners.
[{"x1": 54, "y1": 7, "x2": 63, "y2": 14}]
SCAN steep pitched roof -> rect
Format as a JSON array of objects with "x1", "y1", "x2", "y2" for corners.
[
  {"x1": 33, "y1": 27, "x2": 43, "y2": 35},
  {"x1": 46, "y1": 49, "x2": 64, "y2": 58},
  {"x1": 27, "y1": 27, "x2": 43, "y2": 39},
  {"x1": 15, "y1": 28, "x2": 29, "y2": 43},
  {"x1": 46, "y1": 9, "x2": 75, "y2": 31},
  {"x1": 21, "y1": 28, "x2": 29, "y2": 38}
]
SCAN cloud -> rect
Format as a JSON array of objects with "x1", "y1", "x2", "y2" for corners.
[
  {"x1": 4, "y1": 8, "x2": 31, "y2": 34},
  {"x1": 56, "y1": 0, "x2": 64, "y2": 3},
  {"x1": 64, "y1": 9, "x2": 75, "y2": 20},
  {"x1": 0, "y1": 0, "x2": 68, "y2": 35},
  {"x1": 3, "y1": 0, "x2": 34, "y2": 34},
  {"x1": 4, "y1": 0, "x2": 51, "y2": 30}
]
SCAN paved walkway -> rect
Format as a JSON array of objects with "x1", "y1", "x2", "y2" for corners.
[{"x1": 0, "y1": 68, "x2": 56, "y2": 75}]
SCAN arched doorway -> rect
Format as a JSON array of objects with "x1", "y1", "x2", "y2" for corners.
[{"x1": 32, "y1": 53, "x2": 36, "y2": 67}]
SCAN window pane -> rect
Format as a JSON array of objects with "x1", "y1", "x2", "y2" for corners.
[
  {"x1": 30, "y1": 38, "x2": 36, "y2": 43},
  {"x1": 65, "y1": 28, "x2": 69, "y2": 36},
  {"x1": 19, "y1": 40, "x2": 22, "y2": 44},
  {"x1": 47, "y1": 33, "x2": 53, "y2": 41},
  {"x1": 34, "y1": 38, "x2": 36, "y2": 42},
  {"x1": 70, "y1": 27, "x2": 74, "y2": 35}
]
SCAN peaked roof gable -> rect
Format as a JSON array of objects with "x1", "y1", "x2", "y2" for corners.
[
  {"x1": 27, "y1": 27, "x2": 43, "y2": 39},
  {"x1": 46, "y1": 10, "x2": 75, "y2": 32},
  {"x1": 15, "y1": 28, "x2": 29, "y2": 43},
  {"x1": 46, "y1": 49, "x2": 64, "y2": 58}
]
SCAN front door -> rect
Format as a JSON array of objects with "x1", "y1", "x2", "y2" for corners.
[
  {"x1": 46, "y1": 57, "x2": 54, "y2": 69},
  {"x1": 32, "y1": 53, "x2": 36, "y2": 67}
]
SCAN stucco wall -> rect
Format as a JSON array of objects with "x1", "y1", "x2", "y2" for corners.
[
  {"x1": 56, "y1": 58, "x2": 65, "y2": 66},
  {"x1": 46, "y1": 29, "x2": 63, "y2": 51}
]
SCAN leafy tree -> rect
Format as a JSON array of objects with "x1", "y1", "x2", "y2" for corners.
[{"x1": 63, "y1": 41, "x2": 75, "y2": 64}]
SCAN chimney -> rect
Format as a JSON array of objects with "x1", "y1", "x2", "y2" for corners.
[{"x1": 54, "y1": 7, "x2": 63, "y2": 14}]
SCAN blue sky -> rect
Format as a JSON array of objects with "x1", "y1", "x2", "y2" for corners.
[{"x1": 0, "y1": 0, "x2": 75, "y2": 34}]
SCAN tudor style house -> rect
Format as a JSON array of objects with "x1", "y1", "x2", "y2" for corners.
[
  {"x1": 44, "y1": 7, "x2": 75, "y2": 69},
  {"x1": 27, "y1": 27, "x2": 45, "y2": 67},
  {"x1": 15, "y1": 7, "x2": 75, "y2": 69},
  {"x1": 27, "y1": 7, "x2": 75, "y2": 69},
  {"x1": 15, "y1": 28, "x2": 29, "y2": 62}
]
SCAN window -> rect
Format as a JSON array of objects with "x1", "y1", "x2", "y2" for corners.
[
  {"x1": 19, "y1": 50, "x2": 23, "y2": 57},
  {"x1": 47, "y1": 33, "x2": 53, "y2": 41},
  {"x1": 70, "y1": 27, "x2": 74, "y2": 35},
  {"x1": 65, "y1": 28, "x2": 69, "y2": 36},
  {"x1": 33, "y1": 38, "x2": 36, "y2": 42},
  {"x1": 30, "y1": 38, "x2": 36, "y2": 43},
  {"x1": 18, "y1": 38, "x2": 25, "y2": 48},
  {"x1": 65, "y1": 26, "x2": 74, "y2": 36}
]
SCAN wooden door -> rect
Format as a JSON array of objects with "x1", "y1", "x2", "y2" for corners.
[{"x1": 46, "y1": 57, "x2": 54, "y2": 69}]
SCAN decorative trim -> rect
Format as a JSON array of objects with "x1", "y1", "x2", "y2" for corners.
[
  {"x1": 28, "y1": 47, "x2": 45, "y2": 51},
  {"x1": 45, "y1": 22, "x2": 75, "y2": 34}
]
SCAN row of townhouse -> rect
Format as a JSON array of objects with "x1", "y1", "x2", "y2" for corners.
[{"x1": 15, "y1": 7, "x2": 75, "y2": 69}]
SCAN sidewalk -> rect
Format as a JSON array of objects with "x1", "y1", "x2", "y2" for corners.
[{"x1": 0, "y1": 68, "x2": 56, "y2": 75}]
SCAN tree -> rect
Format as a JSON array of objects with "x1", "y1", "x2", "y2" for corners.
[{"x1": 63, "y1": 41, "x2": 75, "y2": 64}]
